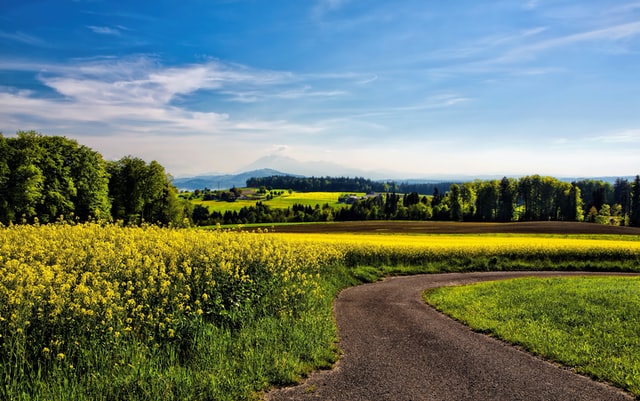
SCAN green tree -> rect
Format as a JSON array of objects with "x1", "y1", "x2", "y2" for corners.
[
  {"x1": 561, "y1": 184, "x2": 584, "y2": 222},
  {"x1": 475, "y1": 180, "x2": 499, "y2": 221},
  {"x1": 497, "y1": 177, "x2": 516, "y2": 222},
  {"x1": 630, "y1": 175, "x2": 640, "y2": 227},
  {"x1": 461, "y1": 182, "x2": 477, "y2": 219},
  {"x1": 107, "y1": 156, "x2": 186, "y2": 225},
  {"x1": 614, "y1": 178, "x2": 632, "y2": 222},
  {"x1": 449, "y1": 184, "x2": 463, "y2": 221},
  {"x1": 0, "y1": 132, "x2": 112, "y2": 224}
]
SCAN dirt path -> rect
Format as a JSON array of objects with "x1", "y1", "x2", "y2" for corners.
[{"x1": 265, "y1": 271, "x2": 636, "y2": 401}]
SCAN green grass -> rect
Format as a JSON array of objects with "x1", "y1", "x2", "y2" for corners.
[
  {"x1": 193, "y1": 191, "x2": 358, "y2": 212},
  {"x1": 423, "y1": 276, "x2": 640, "y2": 395}
]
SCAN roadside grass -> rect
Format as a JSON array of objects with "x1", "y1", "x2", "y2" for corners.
[
  {"x1": 193, "y1": 191, "x2": 356, "y2": 213},
  {"x1": 423, "y1": 276, "x2": 640, "y2": 396}
]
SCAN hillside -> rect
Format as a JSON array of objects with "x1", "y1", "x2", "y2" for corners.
[{"x1": 172, "y1": 169, "x2": 299, "y2": 191}]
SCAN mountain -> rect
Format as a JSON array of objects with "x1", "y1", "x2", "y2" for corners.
[
  {"x1": 240, "y1": 154, "x2": 399, "y2": 179},
  {"x1": 172, "y1": 168, "x2": 296, "y2": 191}
]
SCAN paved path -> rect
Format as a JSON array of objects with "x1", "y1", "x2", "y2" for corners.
[{"x1": 265, "y1": 271, "x2": 636, "y2": 401}]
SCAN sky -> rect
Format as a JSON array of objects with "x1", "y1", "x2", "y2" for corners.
[{"x1": 1, "y1": 0, "x2": 640, "y2": 179}]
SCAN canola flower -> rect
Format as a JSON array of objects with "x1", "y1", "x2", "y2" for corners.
[
  {"x1": 272, "y1": 233, "x2": 640, "y2": 269},
  {"x1": 0, "y1": 222, "x2": 344, "y2": 373},
  {"x1": 1, "y1": 222, "x2": 639, "y2": 385}
]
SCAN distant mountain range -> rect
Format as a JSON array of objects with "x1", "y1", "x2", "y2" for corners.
[
  {"x1": 172, "y1": 168, "x2": 299, "y2": 191},
  {"x1": 172, "y1": 155, "x2": 635, "y2": 191}
]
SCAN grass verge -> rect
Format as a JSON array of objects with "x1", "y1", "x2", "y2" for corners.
[{"x1": 423, "y1": 276, "x2": 640, "y2": 396}]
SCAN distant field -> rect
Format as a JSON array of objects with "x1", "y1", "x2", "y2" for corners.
[
  {"x1": 192, "y1": 191, "x2": 360, "y2": 212},
  {"x1": 264, "y1": 220, "x2": 640, "y2": 236}
]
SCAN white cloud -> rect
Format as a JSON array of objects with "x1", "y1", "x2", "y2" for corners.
[
  {"x1": 86, "y1": 26, "x2": 121, "y2": 35},
  {"x1": 496, "y1": 21, "x2": 640, "y2": 63},
  {"x1": 0, "y1": 56, "x2": 326, "y2": 146},
  {"x1": 589, "y1": 129, "x2": 640, "y2": 144}
]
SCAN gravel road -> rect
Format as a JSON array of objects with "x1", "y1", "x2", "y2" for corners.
[{"x1": 265, "y1": 271, "x2": 637, "y2": 401}]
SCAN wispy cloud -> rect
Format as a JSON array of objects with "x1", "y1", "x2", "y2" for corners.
[
  {"x1": 589, "y1": 129, "x2": 640, "y2": 144},
  {"x1": 312, "y1": 0, "x2": 350, "y2": 19},
  {"x1": 495, "y1": 21, "x2": 640, "y2": 63},
  {"x1": 0, "y1": 30, "x2": 46, "y2": 46},
  {"x1": 223, "y1": 85, "x2": 347, "y2": 103},
  {"x1": 86, "y1": 25, "x2": 122, "y2": 35},
  {"x1": 0, "y1": 56, "x2": 324, "y2": 139}
]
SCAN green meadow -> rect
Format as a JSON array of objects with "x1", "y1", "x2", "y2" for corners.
[
  {"x1": 191, "y1": 190, "x2": 360, "y2": 212},
  {"x1": 423, "y1": 276, "x2": 640, "y2": 395}
]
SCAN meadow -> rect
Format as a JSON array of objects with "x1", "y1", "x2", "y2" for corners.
[
  {"x1": 424, "y1": 276, "x2": 640, "y2": 395},
  {"x1": 1, "y1": 222, "x2": 639, "y2": 400},
  {"x1": 191, "y1": 190, "x2": 357, "y2": 213}
]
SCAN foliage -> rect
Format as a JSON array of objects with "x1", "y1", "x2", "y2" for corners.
[
  {"x1": 424, "y1": 276, "x2": 640, "y2": 395},
  {"x1": 107, "y1": 157, "x2": 189, "y2": 226},
  {"x1": 0, "y1": 131, "x2": 110, "y2": 224}
]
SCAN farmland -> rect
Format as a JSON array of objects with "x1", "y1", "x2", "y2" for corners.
[
  {"x1": 190, "y1": 190, "x2": 357, "y2": 213},
  {"x1": 1, "y1": 222, "x2": 639, "y2": 400}
]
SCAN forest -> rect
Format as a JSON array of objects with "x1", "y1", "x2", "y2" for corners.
[
  {"x1": 0, "y1": 132, "x2": 190, "y2": 225},
  {"x1": 2, "y1": 132, "x2": 640, "y2": 227}
]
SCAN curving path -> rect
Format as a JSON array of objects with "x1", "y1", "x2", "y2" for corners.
[{"x1": 265, "y1": 271, "x2": 637, "y2": 401}]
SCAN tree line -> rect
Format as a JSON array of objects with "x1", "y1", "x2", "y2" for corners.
[
  {"x1": 3, "y1": 132, "x2": 639, "y2": 228},
  {"x1": 246, "y1": 175, "x2": 455, "y2": 195},
  {"x1": 192, "y1": 175, "x2": 640, "y2": 226},
  {"x1": 0, "y1": 132, "x2": 191, "y2": 225}
]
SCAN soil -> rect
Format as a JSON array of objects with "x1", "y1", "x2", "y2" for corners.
[
  {"x1": 268, "y1": 220, "x2": 640, "y2": 235},
  {"x1": 264, "y1": 272, "x2": 638, "y2": 401}
]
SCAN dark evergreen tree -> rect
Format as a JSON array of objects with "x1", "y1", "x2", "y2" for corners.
[
  {"x1": 449, "y1": 184, "x2": 463, "y2": 221},
  {"x1": 631, "y1": 175, "x2": 640, "y2": 227},
  {"x1": 613, "y1": 178, "x2": 631, "y2": 219}
]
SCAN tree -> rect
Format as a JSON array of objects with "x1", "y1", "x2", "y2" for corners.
[
  {"x1": 613, "y1": 178, "x2": 631, "y2": 221},
  {"x1": 107, "y1": 156, "x2": 187, "y2": 225},
  {"x1": 497, "y1": 177, "x2": 516, "y2": 222},
  {"x1": 461, "y1": 182, "x2": 477, "y2": 219},
  {"x1": 449, "y1": 184, "x2": 463, "y2": 221},
  {"x1": 631, "y1": 175, "x2": 640, "y2": 227},
  {"x1": 0, "y1": 132, "x2": 111, "y2": 224},
  {"x1": 560, "y1": 184, "x2": 583, "y2": 222}
]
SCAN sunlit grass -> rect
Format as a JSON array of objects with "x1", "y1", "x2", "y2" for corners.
[
  {"x1": 424, "y1": 276, "x2": 640, "y2": 395},
  {"x1": 193, "y1": 191, "x2": 356, "y2": 212}
]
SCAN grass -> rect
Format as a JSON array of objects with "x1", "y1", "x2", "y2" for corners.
[
  {"x1": 193, "y1": 191, "x2": 358, "y2": 212},
  {"x1": 423, "y1": 276, "x2": 640, "y2": 395}
]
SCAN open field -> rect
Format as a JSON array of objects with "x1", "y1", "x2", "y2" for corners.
[
  {"x1": 2, "y1": 222, "x2": 640, "y2": 400},
  {"x1": 266, "y1": 220, "x2": 640, "y2": 235},
  {"x1": 424, "y1": 276, "x2": 640, "y2": 395},
  {"x1": 193, "y1": 191, "x2": 357, "y2": 212}
]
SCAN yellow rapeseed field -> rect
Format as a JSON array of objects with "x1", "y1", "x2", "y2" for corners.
[
  {"x1": 1, "y1": 223, "x2": 639, "y2": 394},
  {"x1": 273, "y1": 232, "x2": 640, "y2": 267},
  {"x1": 0, "y1": 223, "x2": 344, "y2": 365}
]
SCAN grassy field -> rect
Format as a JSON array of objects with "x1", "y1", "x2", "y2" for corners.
[
  {"x1": 192, "y1": 190, "x2": 359, "y2": 212},
  {"x1": 2, "y1": 222, "x2": 640, "y2": 400},
  {"x1": 423, "y1": 276, "x2": 640, "y2": 395}
]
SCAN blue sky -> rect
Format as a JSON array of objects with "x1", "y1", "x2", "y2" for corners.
[{"x1": 1, "y1": 0, "x2": 640, "y2": 178}]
